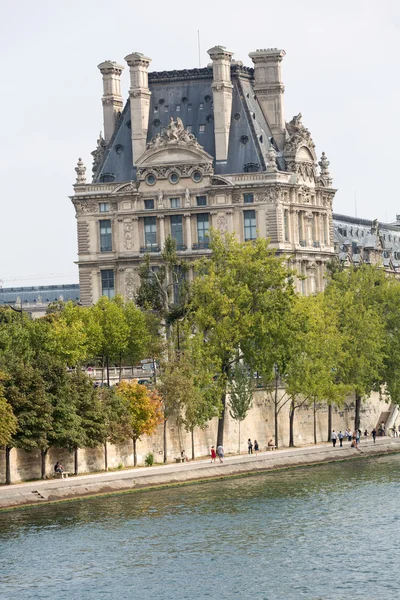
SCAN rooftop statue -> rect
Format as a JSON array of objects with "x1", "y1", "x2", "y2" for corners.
[{"x1": 146, "y1": 118, "x2": 203, "y2": 150}]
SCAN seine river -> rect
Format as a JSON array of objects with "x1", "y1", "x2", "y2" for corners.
[{"x1": 1, "y1": 454, "x2": 400, "y2": 600}]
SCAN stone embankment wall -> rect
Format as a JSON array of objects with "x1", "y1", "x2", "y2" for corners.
[{"x1": 0, "y1": 389, "x2": 391, "y2": 483}]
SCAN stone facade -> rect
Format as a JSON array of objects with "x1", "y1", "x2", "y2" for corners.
[
  {"x1": 71, "y1": 46, "x2": 336, "y2": 304},
  {"x1": 0, "y1": 389, "x2": 392, "y2": 483}
]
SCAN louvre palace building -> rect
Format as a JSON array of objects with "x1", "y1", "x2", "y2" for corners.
[{"x1": 71, "y1": 46, "x2": 399, "y2": 305}]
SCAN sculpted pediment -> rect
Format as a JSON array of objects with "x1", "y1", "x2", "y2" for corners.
[{"x1": 136, "y1": 118, "x2": 213, "y2": 168}]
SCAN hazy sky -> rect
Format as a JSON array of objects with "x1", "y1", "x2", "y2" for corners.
[{"x1": 1, "y1": 0, "x2": 399, "y2": 287}]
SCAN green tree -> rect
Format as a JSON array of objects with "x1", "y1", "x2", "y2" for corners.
[
  {"x1": 3, "y1": 364, "x2": 53, "y2": 484},
  {"x1": 324, "y1": 265, "x2": 387, "y2": 430},
  {"x1": 0, "y1": 372, "x2": 17, "y2": 447},
  {"x1": 99, "y1": 386, "x2": 130, "y2": 470},
  {"x1": 284, "y1": 294, "x2": 348, "y2": 447},
  {"x1": 228, "y1": 363, "x2": 255, "y2": 453},
  {"x1": 191, "y1": 230, "x2": 294, "y2": 446}
]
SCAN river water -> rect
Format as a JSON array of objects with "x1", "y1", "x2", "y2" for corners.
[{"x1": 1, "y1": 454, "x2": 400, "y2": 600}]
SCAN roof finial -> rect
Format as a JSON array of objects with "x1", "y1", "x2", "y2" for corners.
[
  {"x1": 319, "y1": 151, "x2": 332, "y2": 186},
  {"x1": 75, "y1": 158, "x2": 86, "y2": 185}
]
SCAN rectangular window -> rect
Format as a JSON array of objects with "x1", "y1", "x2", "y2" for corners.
[
  {"x1": 144, "y1": 199, "x2": 154, "y2": 210},
  {"x1": 284, "y1": 210, "x2": 290, "y2": 242},
  {"x1": 99, "y1": 202, "x2": 109, "y2": 213},
  {"x1": 197, "y1": 213, "x2": 209, "y2": 246},
  {"x1": 171, "y1": 215, "x2": 184, "y2": 247},
  {"x1": 99, "y1": 220, "x2": 112, "y2": 252},
  {"x1": 101, "y1": 270, "x2": 115, "y2": 299},
  {"x1": 196, "y1": 196, "x2": 207, "y2": 207},
  {"x1": 170, "y1": 198, "x2": 180, "y2": 209},
  {"x1": 176, "y1": 104, "x2": 181, "y2": 112},
  {"x1": 187, "y1": 125, "x2": 192, "y2": 133},
  {"x1": 244, "y1": 193, "x2": 254, "y2": 204},
  {"x1": 199, "y1": 125, "x2": 205, "y2": 133},
  {"x1": 144, "y1": 216, "x2": 157, "y2": 249},
  {"x1": 199, "y1": 102, "x2": 204, "y2": 110},
  {"x1": 164, "y1": 105, "x2": 169, "y2": 112},
  {"x1": 244, "y1": 210, "x2": 256, "y2": 241}
]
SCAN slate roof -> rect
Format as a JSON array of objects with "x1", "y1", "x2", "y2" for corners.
[
  {"x1": 0, "y1": 284, "x2": 80, "y2": 306},
  {"x1": 96, "y1": 65, "x2": 275, "y2": 183}
]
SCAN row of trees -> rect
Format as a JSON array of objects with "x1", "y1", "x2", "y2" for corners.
[{"x1": 2, "y1": 230, "x2": 400, "y2": 483}]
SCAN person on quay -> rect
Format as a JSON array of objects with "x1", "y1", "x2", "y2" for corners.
[
  {"x1": 338, "y1": 431, "x2": 344, "y2": 447},
  {"x1": 372, "y1": 428, "x2": 377, "y2": 443},
  {"x1": 217, "y1": 444, "x2": 224, "y2": 463},
  {"x1": 331, "y1": 430, "x2": 338, "y2": 447},
  {"x1": 54, "y1": 461, "x2": 64, "y2": 474},
  {"x1": 210, "y1": 446, "x2": 217, "y2": 463},
  {"x1": 254, "y1": 440, "x2": 259, "y2": 456},
  {"x1": 345, "y1": 428, "x2": 352, "y2": 442},
  {"x1": 364, "y1": 429, "x2": 368, "y2": 441},
  {"x1": 247, "y1": 439, "x2": 253, "y2": 455}
]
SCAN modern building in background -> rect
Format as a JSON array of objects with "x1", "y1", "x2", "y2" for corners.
[{"x1": 71, "y1": 46, "x2": 336, "y2": 305}]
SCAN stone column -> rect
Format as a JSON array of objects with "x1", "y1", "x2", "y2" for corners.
[
  {"x1": 124, "y1": 52, "x2": 152, "y2": 163},
  {"x1": 249, "y1": 48, "x2": 286, "y2": 149},
  {"x1": 184, "y1": 213, "x2": 192, "y2": 250},
  {"x1": 226, "y1": 209, "x2": 234, "y2": 233},
  {"x1": 207, "y1": 46, "x2": 233, "y2": 162},
  {"x1": 97, "y1": 61, "x2": 124, "y2": 143},
  {"x1": 158, "y1": 215, "x2": 165, "y2": 250}
]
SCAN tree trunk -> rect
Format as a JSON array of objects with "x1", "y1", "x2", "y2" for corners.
[
  {"x1": 5, "y1": 446, "x2": 11, "y2": 485},
  {"x1": 327, "y1": 404, "x2": 332, "y2": 442},
  {"x1": 163, "y1": 419, "x2": 167, "y2": 464},
  {"x1": 133, "y1": 438, "x2": 137, "y2": 467},
  {"x1": 74, "y1": 448, "x2": 78, "y2": 475},
  {"x1": 238, "y1": 420, "x2": 241, "y2": 453},
  {"x1": 354, "y1": 393, "x2": 361, "y2": 431},
  {"x1": 191, "y1": 429, "x2": 195, "y2": 461},
  {"x1": 104, "y1": 441, "x2": 108, "y2": 471},
  {"x1": 216, "y1": 389, "x2": 226, "y2": 447},
  {"x1": 106, "y1": 353, "x2": 110, "y2": 387},
  {"x1": 314, "y1": 400, "x2": 317, "y2": 445},
  {"x1": 289, "y1": 400, "x2": 295, "y2": 447},
  {"x1": 274, "y1": 373, "x2": 279, "y2": 449},
  {"x1": 41, "y1": 448, "x2": 48, "y2": 480}
]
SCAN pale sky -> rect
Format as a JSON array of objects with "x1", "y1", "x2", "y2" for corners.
[{"x1": 1, "y1": 0, "x2": 399, "y2": 287}]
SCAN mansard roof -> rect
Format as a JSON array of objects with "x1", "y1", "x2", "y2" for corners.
[{"x1": 94, "y1": 66, "x2": 274, "y2": 183}]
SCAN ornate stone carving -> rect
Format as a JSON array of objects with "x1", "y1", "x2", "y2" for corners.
[
  {"x1": 115, "y1": 182, "x2": 137, "y2": 195},
  {"x1": 75, "y1": 158, "x2": 86, "y2": 185},
  {"x1": 146, "y1": 117, "x2": 203, "y2": 150},
  {"x1": 299, "y1": 185, "x2": 311, "y2": 204},
  {"x1": 255, "y1": 185, "x2": 282, "y2": 204},
  {"x1": 284, "y1": 113, "x2": 317, "y2": 176},
  {"x1": 184, "y1": 188, "x2": 191, "y2": 207},
  {"x1": 217, "y1": 215, "x2": 228, "y2": 233},
  {"x1": 91, "y1": 133, "x2": 107, "y2": 177},
  {"x1": 266, "y1": 146, "x2": 278, "y2": 173},
  {"x1": 123, "y1": 222, "x2": 134, "y2": 250},
  {"x1": 138, "y1": 162, "x2": 213, "y2": 182},
  {"x1": 74, "y1": 201, "x2": 97, "y2": 215},
  {"x1": 110, "y1": 201, "x2": 118, "y2": 211},
  {"x1": 125, "y1": 272, "x2": 136, "y2": 301},
  {"x1": 232, "y1": 192, "x2": 242, "y2": 204}
]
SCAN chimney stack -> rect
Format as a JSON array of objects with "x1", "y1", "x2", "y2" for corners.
[
  {"x1": 207, "y1": 46, "x2": 233, "y2": 162},
  {"x1": 97, "y1": 61, "x2": 124, "y2": 143},
  {"x1": 249, "y1": 48, "x2": 286, "y2": 149},
  {"x1": 124, "y1": 52, "x2": 152, "y2": 164}
]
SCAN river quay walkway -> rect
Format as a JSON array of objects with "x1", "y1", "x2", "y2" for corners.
[{"x1": 1, "y1": 437, "x2": 400, "y2": 510}]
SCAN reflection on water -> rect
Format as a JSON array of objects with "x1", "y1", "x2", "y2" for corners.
[{"x1": 1, "y1": 455, "x2": 400, "y2": 600}]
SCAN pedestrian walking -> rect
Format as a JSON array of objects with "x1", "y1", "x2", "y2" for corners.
[
  {"x1": 217, "y1": 444, "x2": 224, "y2": 463},
  {"x1": 338, "y1": 431, "x2": 344, "y2": 447},
  {"x1": 254, "y1": 440, "x2": 259, "y2": 456},
  {"x1": 364, "y1": 429, "x2": 368, "y2": 441},
  {"x1": 247, "y1": 439, "x2": 253, "y2": 455},
  {"x1": 345, "y1": 428, "x2": 352, "y2": 442},
  {"x1": 332, "y1": 430, "x2": 338, "y2": 447},
  {"x1": 210, "y1": 446, "x2": 217, "y2": 463},
  {"x1": 356, "y1": 429, "x2": 361, "y2": 445},
  {"x1": 372, "y1": 428, "x2": 377, "y2": 443}
]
